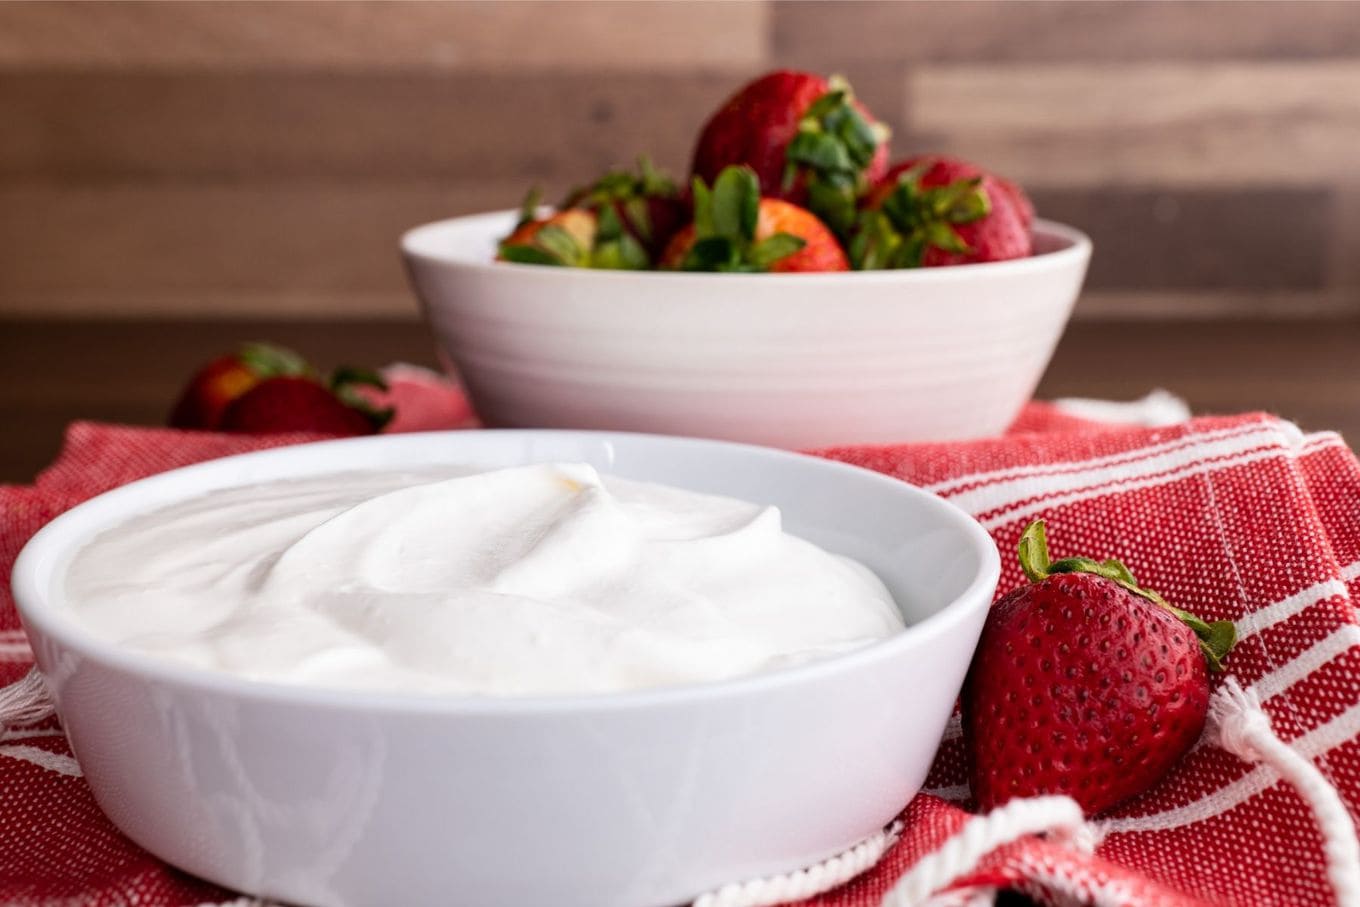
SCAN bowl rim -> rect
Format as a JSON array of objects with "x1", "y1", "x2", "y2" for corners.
[
  {"x1": 401, "y1": 209, "x2": 1091, "y2": 284},
  {"x1": 12, "y1": 429, "x2": 1001, "y2": 716}
]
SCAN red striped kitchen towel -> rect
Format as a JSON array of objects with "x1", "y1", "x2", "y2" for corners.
[{"x1": 1, "y1": 384, "x2": 1357, "y2": 906}]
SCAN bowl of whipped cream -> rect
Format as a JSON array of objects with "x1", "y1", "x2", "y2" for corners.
[{"x1": 12, "y1": 430, "x2": 1000, "y2": 907}]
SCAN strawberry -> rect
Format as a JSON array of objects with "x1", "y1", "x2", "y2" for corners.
[
  {"x1": 559, "y1": 157, "x2": 687, "y2": 262},
  {"x1": 995, "y1": 174, "x2": 1035, "y2": 229},
  {"x1": 691, "y1": 70, "x2": 889, "y2": 237},
  {"x1": 220, "y1": 370, "x2": 392, "y2": 436},
  {"x1": 962, "y1": 520, "x2": 1237, "y2": 815},
  {"x1": 497, "y1": 182, "x2": 653, "y2": 271},
  {"x1": 660, "y1": 166, "x2": 848, "y2": 273},
  {"x1": 852, "y1": 156, "x2": 1033, "y2": 269},
  {"x1": 168, "y1": 342, "x2": 309, "y2": 430}
]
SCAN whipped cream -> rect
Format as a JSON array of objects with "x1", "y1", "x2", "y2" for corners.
[{"x1": 64, "y1": 463, "x2": 904, "y2": 696}]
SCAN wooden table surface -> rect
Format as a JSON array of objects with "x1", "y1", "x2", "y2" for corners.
[{"x1": 2, "y1": 317, "x2": 1357, "y2": 484}]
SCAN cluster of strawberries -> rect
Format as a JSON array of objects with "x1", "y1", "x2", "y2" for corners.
[
  {"x1": 498, "y1": 70, "x2": 1033, "y2": 274},
  {"x1": 169, "y1": 343, "x2": 392, "y2": 435}
]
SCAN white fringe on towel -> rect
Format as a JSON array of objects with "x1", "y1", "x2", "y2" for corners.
[
  {"x1": 693, "y1": 794, "x2": 1089, "y2": 907},
  {"x1": 1208, "y1": 677, "x2": 1360, "y2": 907},
  {"x1": 879, "y1": 796, "x2": 1087, "y2": 907},
  {"x1": 694, "y1": 820, "x2": 905, "y2": 907},
  {"x1": 0, "y1": 668, "x2": 54, "y2": 729}
]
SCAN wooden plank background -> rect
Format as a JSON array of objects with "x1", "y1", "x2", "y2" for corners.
[{"x1": 2, "y1": 0, "x2": 1358, "y2": 320}]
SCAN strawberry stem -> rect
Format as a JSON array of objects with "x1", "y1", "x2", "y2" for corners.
[{"x1": 1016, "y1": 520, "x2": 1237, "y2": 671}]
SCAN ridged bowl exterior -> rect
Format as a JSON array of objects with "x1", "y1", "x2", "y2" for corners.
[{"x1": 403, "y1": 212, "x2": 1091, "y2": 447}]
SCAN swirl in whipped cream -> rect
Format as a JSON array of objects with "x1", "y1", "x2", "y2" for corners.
[{"x1": 65, "y1": 463, "x2": 904, "y2": 696}]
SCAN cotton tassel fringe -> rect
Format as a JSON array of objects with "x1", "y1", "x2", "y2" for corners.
[
  {"x1": 879, "y1": 796, "x2": 1087, "y2": 907},
  {"x1": 0, "y1": 668, "x2": 55, "y2": 729},
  {"x1": 694, "y1": 793, "x2": 1091, "y2": 907},
  {"x1": 1208, "y1": 677, "x2": 1360, "y2": 907},
  {"x1": 694, "y1": 820, "x2": 905, "y2": 907}
]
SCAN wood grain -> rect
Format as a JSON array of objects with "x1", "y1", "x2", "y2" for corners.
[
  {"x1": 1075, "y1": 291, "x2": 1360, "y2": 320},
  {"x1": 909, "y1": 63, "x2": 1360, "y2": 187},
  {"x1": 0, "y1": 182, "x2": 512, "y2": 317},
  {"x1": 1, "y1": 1, "x2": 1357, "y2": 320},
  {"x1": 774, "y1": 1, "x2": 1360, "y2": 64},
  {"x1": 3, "y1": 318, "x2": 1357, "y2": 483},
  {"x1": 0, "y1": 1, "x2": 768, "y2": 70},
  {"x1": 1331, "y1": 191, "x2": 1360, "y2": 291},
  {"x1": 2, "y1": 181, "x2": 1336, "y2": 318},
  {"x1": 1031, "y1": 188, "x2": 1330, "y2": 292},
  {"x1": 0, "y1": 70, "x2": 738, "y2": 182}
]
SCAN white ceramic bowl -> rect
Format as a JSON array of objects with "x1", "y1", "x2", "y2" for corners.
[
  {"x1": 402, "y1": 212, "x2": 1091, "y2": 448},
  {"x1": 13, "y1": 430, "x2": 1000, "y2": 907}
]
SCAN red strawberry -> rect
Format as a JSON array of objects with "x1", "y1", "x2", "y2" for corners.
[
  {"x1": 498, "y1": 179, "x2": 660, "y2": 271},
  {"x1": 559, "y1": 157, "x2": 687, "y2": 262},
  {"x1": 691, "y1": 70, "x2": 889, "y2": 237},
  {"x1": 660, "y1": 166, "x2": 848, "y2": 273},
  {"x1": 995, "y1": 174, "x2": 1035, "y2": 229},
  {"x1": 962, "y1": 520, "x2": 1237, "y2": 815},
  {"x1": 220, "y1": 371, "x2": 392, "y2": 437},
  {"x1": 168, "y1": 343, "x2": 309, "y2": 430},
  {"x1": 853, "y1": 156, "x2": 1033, "y2": 269},
  {"x1": 497, "y1": 202, "x2": 609, "y2": 267}
]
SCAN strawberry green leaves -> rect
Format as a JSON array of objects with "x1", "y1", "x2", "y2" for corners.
[
  {"x1": 678, "y1": 166, "x2": 805, "y2": 273},
  {"x1": 851, "y1": 161, "x2": 991, "y2": 270},
  {"x1": 498, "y1": 202, "x2": 649, "y2": 271},
  {"x1": 590, "y1": 206, "x2": 651, "y2": 270},
  {"x1": 501, "y1": 159, "x2": 678, "y2": 269},
  {"x1": 513, "y1": 187, "x2": 544, "y2": 230},
  {"x1": 784, "y1": 76, "x2": 890, "y2": 238},
  {"x1": 696, "y1": 166, "x2": 758, "y2": 240},
  {"x1": 749, "y1": 234, "x2": 806, "y2": 268},
  {"x1": 496, "y1": 243, "x2": 564, "y2": 267},
  {"x1": 533, "y1": 223, "x2": 589, "y2": 265},
  {"x1": 236, "y1": 342, "x2": 310, "y2": 380},
  {"x1": 328, "y1": 366, "x2": 394, "y2": 431},
  {"x1": 560, "y1": 156, "x2": 680, "y2": 251},
  {"x1": 499, "y1": 188, "x2": 587, "y2": 266},
  {"x1": 1017, "y1": 520, "x2": 1238, "y2": 671},
  {"x1": 563, "y1": 156, "x2": 677, "y2": 210},
  {"x1": 498, "y1": 226, "x2": 588, "y2": 267}
]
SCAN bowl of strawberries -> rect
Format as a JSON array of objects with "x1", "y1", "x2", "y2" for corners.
[{"x1": 402, "y1": 70, "x2": 1091, "y2": 448}]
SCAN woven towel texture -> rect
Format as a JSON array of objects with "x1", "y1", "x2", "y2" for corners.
[{"x1": 2, "y1": 404, "x2": 1357, "y2": 906}]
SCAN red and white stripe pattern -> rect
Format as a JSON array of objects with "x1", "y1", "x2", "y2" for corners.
[
  {"x1": 0, "y1": 406, "x2": 1357, "y2": 907},
  {"x1": 816, "y1": 412, "x2": 1360, "y2": 907},
  {"x1": 0, "y1": 629, "x2": 32, "y2": 663}
]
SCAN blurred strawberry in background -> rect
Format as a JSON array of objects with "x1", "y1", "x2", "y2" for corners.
[
  {"x1": 691, "y1": 70, "x2": 890, "y2": 237},
  {"x1": 661, "y1": 165, "x2": 849, "y2": 273},
  {"x1": 853, "y1": 156, "x2": 1034, "y2": 269},
  {"x1": 169, "y1": 344, "x2": 399, "y2": 436},
  {"x1": 168, "y1": 343, "x2": 309, "y2": 431}
]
